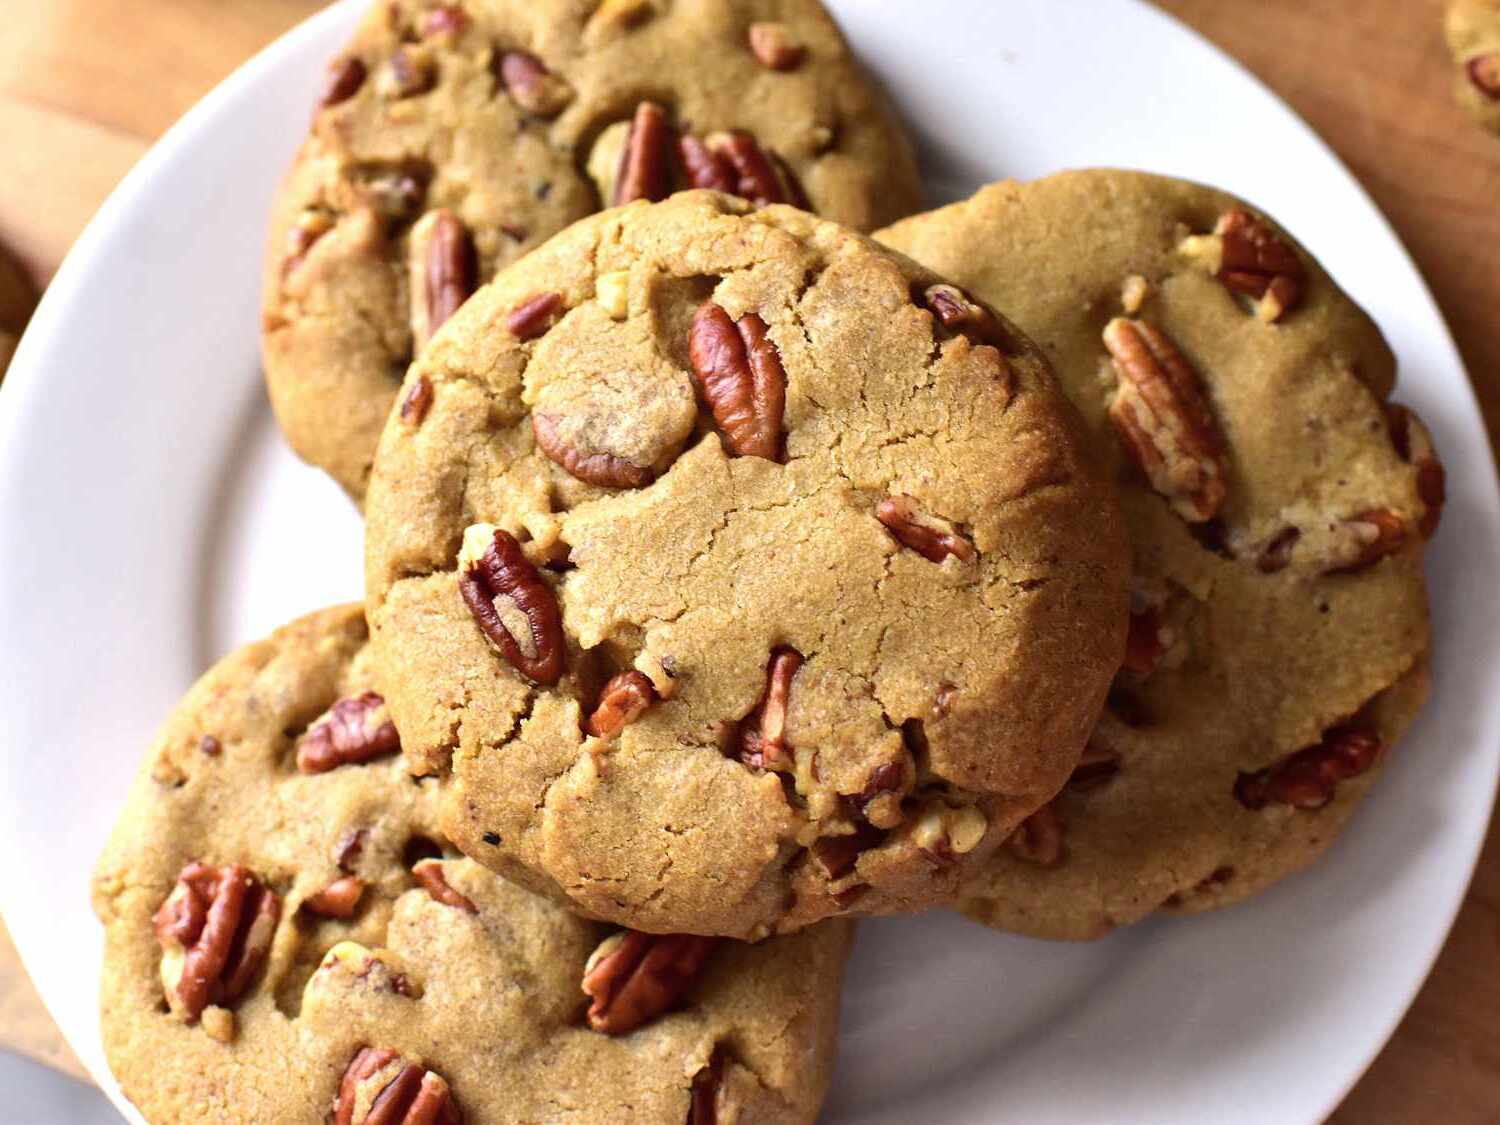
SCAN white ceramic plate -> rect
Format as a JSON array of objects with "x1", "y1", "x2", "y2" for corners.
[{"x1": 1, "y1": 1, "x2": 1495, "y2": 1122}]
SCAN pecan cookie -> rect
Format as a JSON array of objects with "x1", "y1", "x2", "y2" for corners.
[
  {"x1": 262, "y1": 0, "x2": 923, "y2": 500},
  {"x1": 93, "y1": 605, "x2": 851, "y2": 1122},
  {"x1": 1448, "y1": 0, "x2": 1500, "y2": 134},
  {"x1": 0, "y1": 241, "x2": 36, "y2": 378},
  {"x1": 879, "y1": 170, "x2": 1440, "y2": 939},
  {"x1": 363, "y1": 190, "x2": 1129, "y2": 938}
]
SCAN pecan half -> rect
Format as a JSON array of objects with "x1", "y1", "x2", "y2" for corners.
[
  {"x1": 1323, "y1": 509, "x2": 1408, "y2": 574},
  {"x1": 678, "y1": 134, "x2": 737, "y2": 193},
  {"x1": 400, "y1": 374, "x2": 434, "y2": 425},
  {"x1": 333, "y1": 1047, "x2": 461, "y2": 1125},
  {"x1": 1068, "y1": 741, "x2": 1121, "y2": 791},
  {"x1": 1235, "y1": 726, "x2": 1383, "y2": 810},
  {"x1": 498, "y1": 50, "x2": 574, "y2": 117},
  {"x1": 810, "y1": 821, "x2": 884, "y2": 880},
  {"x1": 876, "y1": 494, "x2": 976, "y2": 563},
  {"x1": 153, "y1": 862, "x2": 281, "y2": 1022},
  {"x1": 303, "y1": 875, "x2": 365, "y2": 919},
  {"x1": 582, "y1": 931, "x2": 718, "y2": 1035},
  {"x1": 1005, "y1": 803, "x2": 1063, "y2": 867},
  {"x1": 296, "y1": 692, "x2": 401, "y2": 773},
  {"x1": 532, "y1": 412, "x2": 655, "y2": 489},
  {"x1": 920, "y1": 283, "x2": 1012, "y2": 351},
  {"x1": 1386, "y1": 403, "x2": 1446, "y2": 539},
  {"x1": 614, "y1": 101, "x2": 674, "y2": 205},
  {"x1": 411, "y1": 859, "x2": 478, "y2": 914},
  {"x1": 1467, "y1": 53, "x2": 1500, "y2": 99},
  {"x1": 377, "y1": 44, "x2": 437, "y2": 99},
  {"x1": 912, "y1": 801, "x2": 988, "y2": 865},
  {"x1": 409, "y1": 210, "x2": 477, "y2": 352},
  {"x1": 688, "y1": 1048, "x2": 725, "y2": 1125},
  {"x1": 1183, "y1": 210, "x2": 1306, "y2": 323},
  {"x1": 507, "y1": 291, "x2": 564, "y2": 340},
  {"x1": 688, "y1": 302, "x2": 786, "y2": 460},
  {"x1": 1104, "y1": 318, "x2": 1228, "y2": 523},
  {"x1": 587, "y1": 670, "x2": 658, "y2": 739},
  {"x1": 702, "y1": 131, "x2": 796, "y2": 206},
  {"x1": 735, "y1": 647, "x2": 803, "y2": 769},
  {"x1": 457, "y1": 524, "x2": 567, "y2": 685},
  {"x1": 320, "y1": 57, "x2": 367, "y2": 108},
  {"x1": 748, "y1": 22, "x2": 805, "y2": 70}
]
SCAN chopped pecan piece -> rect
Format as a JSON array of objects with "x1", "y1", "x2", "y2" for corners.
[
  {"x1": 1122, "y1": 605, "x2": 1168, "y2": 677},
  {"x1": 582, "y1": 931, "x2": 718, "y2": 1035},
  {"x1": 856, "y1": 761, "x2": 906, "y2": 826},
  {"x1": 912, "y1": 801, "x2": 988, "y2": 865},
  {"x1": 409, "y1": 210, "x2": 477, "y2": 352},
  {"x1": 688, "y1": 1048, "x2": 725, "y2": 1125},
  {"x1": 810, "y1": 820, "x2": 884, "y2": 880},
  {"x1": 457, "y1": 524, "x2": 567, "y2": 685},
  {"x1": 296, "y1": 692, "x2": 400, "y2": 773},
  {"x1": 1467, "y1": 53, "x2": 1500, "y2": 99},
  {"x1": 1386, "y1": 403, "x2": 1446, "y2": 538},
  {"x1": 531, "y1": 412, "x2": 655, "y2": 489},
  {"x1": 153, "y1": 862, "x2": 281, "y2": 1022},
  {"x1": 378, "y1": 44, "x2": 437, "y2": 99},
  {"x1": 498, "y1": 50, "x2": 574, "y2": 117},
  {"x1": 1005, "y1": 803, "x2": 1063, "y2": 867},
  {"x1": 702, "y1": 131, "x2": 796, "y2": 206},
  {"x1": 319, "y1": 941, "x2": 420, "y2": 998},
  {"x1": 350, "y1": 162, "x2": 430, "y2": 221},
  {"x1": 400, "y1": 374, "x2": 434, "y2": 425},
  {"x1": 507, "y1": 291, "x2": 564, "y2": 340},
  {"x1": 1256, "y1": 526, "x2": 1300, "y2": 573},
  {"x1": 334, "y1": 828, "x2": 368, "y2": 872},
  {"x1": 1104, "y1": 318, "x2": 1228, "y2": 523},
  {"x1": 303, "y1": 875, "x2": 365, "y2": 919},
  {"x1": 281, "y1": 207, "x2": 335, "y2": 278},
  {"x1": 198, "y1": 734, "x2": 222, "y2": 756},
  {"x1": 748, "y1": 22, "x2": 805, "y2": 70},
  {"x1": 422, "y1": 5, "x2": 468, "y2": 38},
  {"x1": 320, "y1": 57, "x2": 367, "y2": 108},
  {"x1": 333, "y1": 1047, "x2": 461, "y2": 1125},
  {"x1": 587, "y1": 670, "x2": 658, "y2": 738},
  {"x1": 614, "y1": 101, "x2": 674, "y2": 205},
  {"x1": 1235, "y1": 726, "x2": 1383, "y2": 810},
  {"x1": 735, "y1": 647, "x2": 803, "y2": 769},
  {"x1": 876, "y1": 494, "x2": 976, "y2": 563},
  {"x1": 688, "y1": 302, "x2": 786, "y2": 460},
  {"x1": 1068, "y1": 741, "x2": 1121, "y2": 791},
  {"x1": 1183, "y1": 210, "x2": 1306, "y2": 322},
  {"x1": 1323, "y1": 509, "x2": 1408, "y2": 574},
  {"x1": 920, "y1": 283, "x2": 1012, "y2": 351},
  {"x1": 411, "y1": 859, "x2": 478, "y2": 913}
]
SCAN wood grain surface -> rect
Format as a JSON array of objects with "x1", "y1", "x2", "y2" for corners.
[{"x1": 0, "y1": 1, "x2": 1494, "y2": 1119}]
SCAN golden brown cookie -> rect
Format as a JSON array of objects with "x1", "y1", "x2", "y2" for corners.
[
  {"x1": 1448, "y1": 0, "x2": 1500, "y2": 134},
  {"x1": 93, "y1": 605, "x2": 852, "y2": 1122},
  {"x1": 363, "y1": 190, "x2": 1130, "y2": 939},
  {"x1": 879, "y1": 170, "x2": 1440, "y2": 940},
  {"x1": 262, "y1": 0, "x2": 924, "y2": 499}
]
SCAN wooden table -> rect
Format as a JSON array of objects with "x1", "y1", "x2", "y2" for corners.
[{"x1": 0, "y1": 1, "x2": 1495, "y2": 1119}]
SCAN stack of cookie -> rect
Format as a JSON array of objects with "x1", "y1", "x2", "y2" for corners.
[{"x1": 92, "y1": 2, "x2": 1445, "y2": 1122}]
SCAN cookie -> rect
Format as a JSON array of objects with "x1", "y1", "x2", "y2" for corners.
[
  {"x1": 0, "y1": 241, "x2": 36, "y2": 377},
  {"x1": 1447, "y1": 0, "x2": 1500, "y2": 134},
  {"x1": 363, "y1": 190, "x2": 1130, "y2": 939},
  {"x1": 878, "y1": 170, "x2": 1441, "y2": 940},
  {"x1": 93, "y1": 605, "x2": 852, "y2": 1122},
  {"x1": 262, "y1": 0, "x2": 924, "y2": 499}
]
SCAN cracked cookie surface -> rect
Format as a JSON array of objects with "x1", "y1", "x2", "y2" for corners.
[
  {"x1": 1447, "y1": 0, "x2": 1500, "y2": 135},
  {"x1": 262, "y1": 0, "x2": 924, "y2": 500},
  {"x1": 92, "y1": 605, "x2": 852, "y2": 1123},
  {"x1": 879, "y1": 170, "x2": 1439, "y2": 940},
  {"x1": 364, "y1": 190, "x2": 1129, "y2": 938}
]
